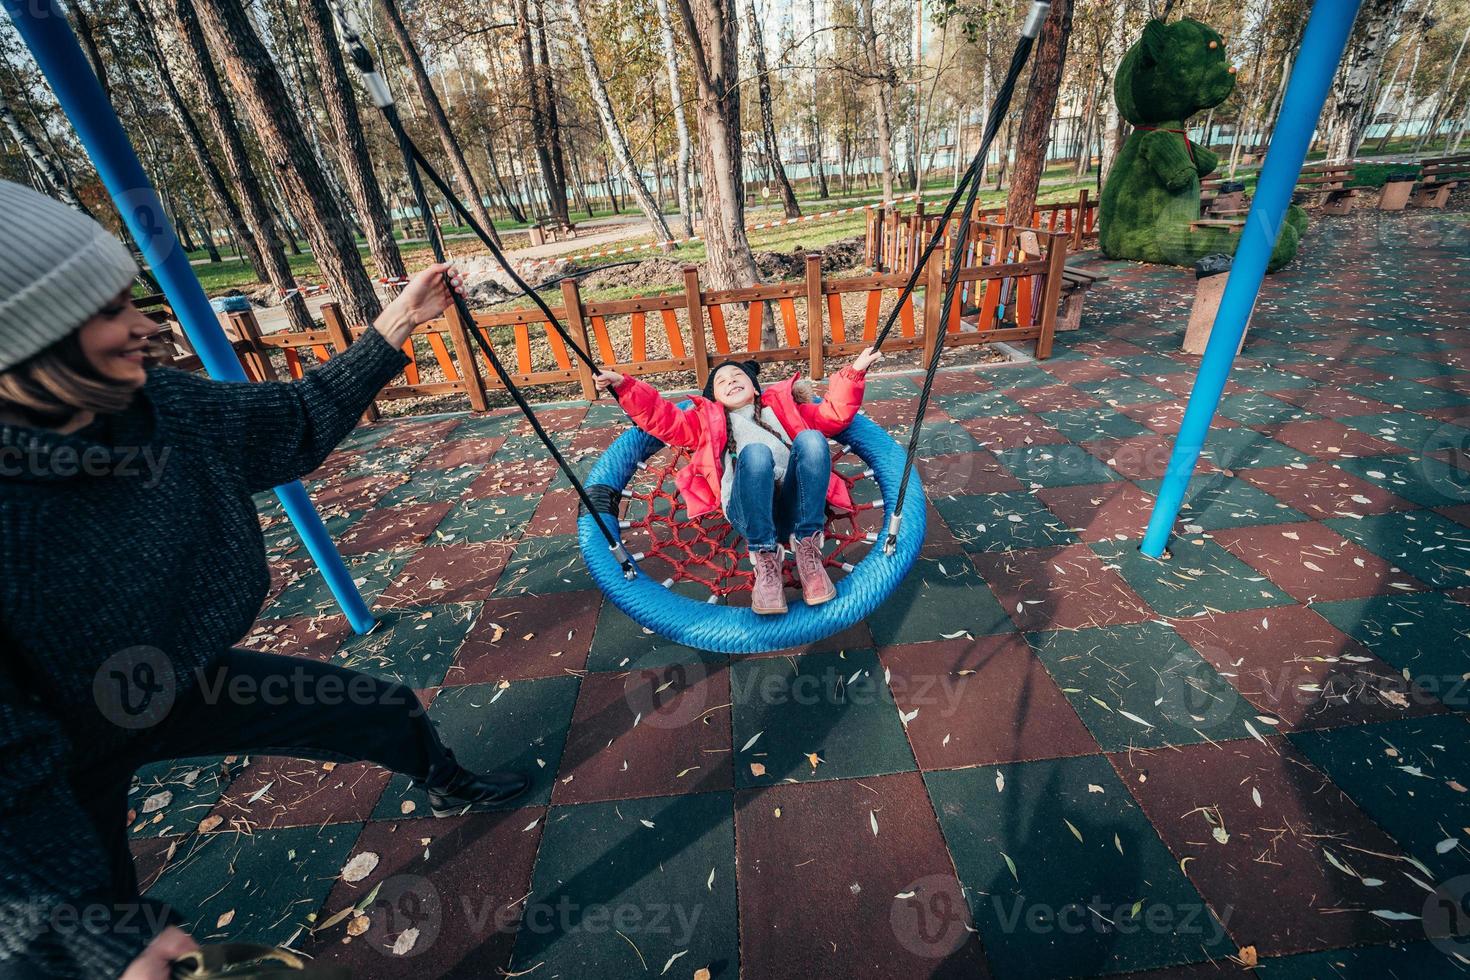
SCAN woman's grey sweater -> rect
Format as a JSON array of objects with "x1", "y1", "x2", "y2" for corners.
[{"x1": 0, "y1": 328, "x2": 407, "y2": 977}]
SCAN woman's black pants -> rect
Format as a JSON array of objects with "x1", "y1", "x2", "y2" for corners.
[{"x1": 68, "y1": 648, "x2": 453, "y2": 903}]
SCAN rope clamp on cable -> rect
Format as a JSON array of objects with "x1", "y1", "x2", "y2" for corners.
[
  {"x1": 884, "y1": 514, "x2": 903, "y2": 555},
  {"x1": 1023, "y1": 2, "x2": 1051, "y2": 39}
]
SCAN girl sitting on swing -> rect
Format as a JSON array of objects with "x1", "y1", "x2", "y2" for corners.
[{"x1": 594, "y1": 346, "x2": 882, "y2": 615}]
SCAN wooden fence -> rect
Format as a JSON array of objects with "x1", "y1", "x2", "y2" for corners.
[
  {"x1": 152, "y1": 221, "x2": 1068, "y2": 416},
  {"x1": 866, "y1": 188, "x2": 1097, "y2": 272}
]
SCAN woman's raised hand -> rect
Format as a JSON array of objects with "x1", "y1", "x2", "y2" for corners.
[
  {"x1": 374, "y1": 263, "x2": 466, "y2": 347},
  {"x1": 852, "y1": 346, "x2": 883, "y2": 372},
  {"x1": 593, "y1": 369, "x2": 624, "y2": 392}
]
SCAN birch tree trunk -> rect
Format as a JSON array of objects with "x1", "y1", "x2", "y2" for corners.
[
  {"x1": 533, "y1": 0, "x2": 574, "y2": 225},
  {"x1": 744, "y1": 0, "x2": 801, "y2": 216},
  {"x1": 0, "y1": 90, "x2": 89, "y2": 213},
  {"x1": 301, "y1": 0, "x2": 409, "y2": 276},
  {"x1": 192, "y1": 0, "x2": 382, "y2": 329},
  {"x1": 1006, "y1": 0, "x2": 1073, "y2": 224},
  {"x1": 513, "y1": 0, "x2": 570, "y2": 226},
  {"x1": 1416, "y1": 22, "x2": 1470, "y2": 151},
  {"x1": 655, "y1": 0, "x2": 698, "y2": 235},
  {"x1": 1374, "y1": 2, "x2": 1431, "y2": 152},
  {"x1": 1324, "y1": 0, "x2": 1411, "y2": 159},
  {"x1": 567, "y1": 0, "x2": 676, "y2": 245},
  {"x1": 674, "y1": 0, "x2": 761, "y2": 290}
]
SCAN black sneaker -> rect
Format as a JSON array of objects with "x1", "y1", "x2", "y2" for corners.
[{"x1": 427, "y1": 766, "x2": 530, "y2": 818}]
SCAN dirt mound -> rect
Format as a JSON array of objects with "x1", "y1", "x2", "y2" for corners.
[
  {"x1": 755, "y1": 236, "x2": 866, "y2": 280},
  {"x1": 571, "y1": 257, "x2": 686, "y2": 292}
]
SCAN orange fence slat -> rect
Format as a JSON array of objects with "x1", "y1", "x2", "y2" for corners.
[
  {"x1": 312, "y1": 345, "x2": 331, "y2": 365},
  {"x1": 900, "y1": 294, "x2": 916, "y2": 338},
  {"x1": 426, "y1": 332, "x2": 457, "y2": 380},
  {"x1": 1016, "y1": 273, "x2": 1035, "y2": 327},
  {"x1": 977, "y1": 276, "x2": 1002, "y2": 331},
  {"x1": 746, "y1": 300, "x2": 764, "y2": 352},
  {"x1": 545, "y1": 324, "x2": 573, "y2": 370},
  {"x1": 779, "y1": 298, "x2": 800, "y2": 347},
  {"x1": 513, "y1": 322, "x2": 533, "y2": 375},
  {"x1": 708, "y1": 303, "x2": 730, "y2": 354},
  {"x1": 400, "y1": 341, "x2": 420, "y2": 385},
  {"x1": 631, "y1": 311, "x2": 648, "y2": 363},
  {"x1": 284, "y1": 348, "x2": 303, "y2": 379},
  {"x1": 827, "y1": 293, "x2": 845, "y2": 345},
  {"x1": 590, "y1": 315, "x2": 616, "y2": 364},
  {"x1": 863, "y1": 289, "x2": 881, "y2": 341},
  {"x1": 661, "y1": 308, "x2": 686, "y2": 358}
]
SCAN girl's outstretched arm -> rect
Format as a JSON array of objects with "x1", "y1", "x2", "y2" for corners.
[
  {"x1": 596, "y1": 369, "x2": 701, "y2": 449},
  {"x1": 799, "y1": 347, "x2": 880, "y2": 434}
]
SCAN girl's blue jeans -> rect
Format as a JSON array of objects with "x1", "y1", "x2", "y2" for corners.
[{"x1": 724, "y1": 429, "x2": 831, "y2": 551}]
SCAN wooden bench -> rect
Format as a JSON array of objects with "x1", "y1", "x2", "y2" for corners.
[
  {"x1": 528, "y1": 215, "x2": 577, "y2": 247},
  {"x1": 1056, "y1": 262, "x2": 1108, "y2": 332},
  {"x1": 1293, "y1": 163, "x2": 1359, "y2": 214},
  {"x1": 1201, "y1": 177, "x2": 1248, "y2": 216},
  {"x1": 1412, "y1": 153, "x2": 1470, "y2": 209},
  {"x1": 1188, "y1": 218, "x2": 1245, "y2": 233}
]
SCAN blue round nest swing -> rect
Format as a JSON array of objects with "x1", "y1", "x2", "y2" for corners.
[{"x1": 578, "y1": 409, "x2": 925, "y2": 654}]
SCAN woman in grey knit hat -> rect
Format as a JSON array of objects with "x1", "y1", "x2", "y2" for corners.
[{"x1": 0, "y1": 180, "x2": 528, "y2": 979}]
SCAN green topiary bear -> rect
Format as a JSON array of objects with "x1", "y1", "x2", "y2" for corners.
[{"x1": 1098, "y1": 18, "x2": 1306, "y2": 272}]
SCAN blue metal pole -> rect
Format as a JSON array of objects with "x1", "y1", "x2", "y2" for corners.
[
  {"x1": 5, "y1": 0, "x2": 377, "y2": 633},
  {"x1": 1140, "y1": 0, "x2": 1364, "y2": 558}
]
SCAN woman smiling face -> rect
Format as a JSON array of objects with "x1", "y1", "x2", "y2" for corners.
[{"x1": 75, "y1": 290, "x2": 157, "y2": 391}]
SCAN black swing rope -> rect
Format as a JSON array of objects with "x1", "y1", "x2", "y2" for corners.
[
  {"x1": 874, "y1": 0, "x2": 1052, "y2": 554},
  {"x1": 326, "y1": 0, "x2": 637, "y2": 579}
]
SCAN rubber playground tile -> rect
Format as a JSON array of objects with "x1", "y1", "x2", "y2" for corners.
[
  {"x1": 1252, "y1": 419, "x2": 1407, "y2": 460},
  {"x1": 1351, "y1": 379, "x2": 1470, "y2": 411},
  {"x1": 552, "y1": 663, "x2": 732, "y2": 805},
  {"x1": 1005, "y1": 382, "x2": 1105, "y2": 412},
  {"x1": 1440, "y1": 501, "x2": 1470, "y2": 528},
  {"x1": 508, "y1": 791, "x2": 737, "y2": 976},
  {"x1": 1340, "y1": 409, "x2": 1470, "y2": 451},
  {"x1": 865, "y1": 555, "x2": 1014, "y2": 646},
  {"x1": 1254, "y1": 942, "x2": 1470, "y2": 979},
  {"x1": 453, "y1": 589, "x2": 601, "y2": 684},
  {"x1": 584, "y1": 596, "x2": 732, "y2": 672},
  {"x1": 239, "y1": 614, "x2": 352, "y2": 661},
  {"x1": 1116, "y1": 399, "x2": 1238, "y2": 436},
  {"x1": 1110, "y1": 736, "x2": 1431, "y2": 956},
  {"x1": 926, "y1": 755, "x2": 1233, "y2": 979},
  {"x1": 526, "y1": 486, "x2": 581, "y2": 536},
  {"x1": 311, "y1": 472, "x2": 410, "y2": 513},
  {"x1": 265, "y1": 552, "x2": 408, "y2": 619},
  {"x1": 453, "y1": 409, "x2": 531, "y2": 439},
  {"x1": 1103, "y1": 353, "x2": 1187, "y2": 378},
  {"x1": 1170, "y1": 605, "x2": 1441, "y2": 731},
  {"x1": 954, "y1": 412, "x2": 1070, "y2": 450},
  {"x1": 335, "y1": 501, "x2": 454, "y2": 555},
  {"x1": 1089, "y1": 537, "x2": 1295, "y2": 619},
  {"x1": 1135, "y1": 475, "x2": 1309, "y2": 530},
  {"x1": 1036, "y1": 481, "x2": 1158, "y2": 543},
  {"x1": 1042, "y1": 357, "x2": 1118, "y2": 383},
  {"x1": 1216, "y1": 392, "x2": 1318, "y2": 428},
  {"x1": 1236, "y1": 463, "x2": 1417, "y2": 520},
  {"x1": 209, "y1": 758, "x2": 390, "y2": 830},
  {"x1": 972, "y1": 544, "x2": 1153, "y2": 632},
  {"x1": 493, "y1": 432, "x2": 577, "y2": 465},
  {"x1": 339, "y1": 443, "x2": 432, "y2": 481},
  {"x1": 1028, "y1": 621, "x2": 1258, "y2": 751},
  {"x1": 330, "y1": 604, "x2": 477, "y2": 688},
  {"x1": 1082, "y1": 434, "x2": 1216, "y2": 481},
  {"x1": 434, "y1": 493, "x2": 540, "y2": 543},
  {"x1": 417, "y1": 434, "x2": 505, "y2": 471},
  {"x1": 880, "y1": 635, "x2": 1099, "y2": 769},
  {"x1": 995, "y1": 443, "x2": 1124, "y2": 488},
  {"x1": 931, "y1": 491, "x2": 1078, "y2": 553},
  {"x1": 1223, "y1": 367, "x2": 1318, "y2": 391},
  {"x1": 1267, "y1": 386, "x2": 1396, "y2": 418},
  {"x1": 1071, "y1": 374, "x2": 1175, "y2": 406},
  {"x1": 1313, "y1": 591, "x2": 1470, "y2": 692},
  {"x1": 128, "y1": 757, "x2": 243, "y2": 840},
  {"x1": 146, "y1": 823, "x2": 361, "y2": 946},
  {"x1": 490, "y1": 533, "x2": 597, "y2": 596},
  {"x1": 376, "y1": 541, "x2": 515, "y2": 607},
  {"x1": 935, "y1": 387, "x2": 1028, "y2": 419},
  {"x1": 1332, "y1": 452, "x2": 1470, "y2": 508},
  {"x1": 303, "y1": 808, "x2": 546, "y2": 978},
  {"x1": 1208, "y1": 521, "x2": 1426, "y2": 603},
  {"x1": 373, "y1": 417, "x2": 463, "y2": 450},
  {"x1": 1037, "y1": 404, "x2": 1153, "y2": 441},
  {"x1": 911, "y1": 418, "x2": 983, "y2": 457},
  {"x1": 374, "y1": 463, "x2": 480, "y2": 506},
  {"x1": 1289, "y1": 715, "x2": 1470, "y2": 883},
  {"x1": 1323, "y1": 509, "x2": 1470, "y2": 588},
  {"x1": 917, "y1": 451, "x2": 1024, "y2": 495},
  {"x1": 985, "y1": 364, "x2": 1060, "y2": 390},
  {"x1": 467, "y1": 457, "x2": 559, "y2": 498},
  {"x1": 860, "y1": 372, "x2": 921, "y2": 399},
  {"x1": 731, "y1": 648, "x2": 917, "y2": 787},
  {"x1": 1195, "y1": 428, "x2": 1312, "y2": 470},
  {"x1": 372, "y1": 677, "x2": 579, "y2": 820},
  {"x1": 734, "y1": 773, "x2": 990, "y2": 978}
]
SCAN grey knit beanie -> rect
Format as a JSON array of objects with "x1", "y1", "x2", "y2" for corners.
[{"x1": 0, "y1": 179, "x2": 140, "y2": 371}]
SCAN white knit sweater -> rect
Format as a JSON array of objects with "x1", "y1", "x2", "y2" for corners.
[{"x1": 719, "y1": 403, "x2": 792, "y2": 508}]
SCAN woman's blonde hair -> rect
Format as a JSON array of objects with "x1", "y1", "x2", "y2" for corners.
[{"x1": 0, "y1": 331, "x2": 136, "y2": 426}]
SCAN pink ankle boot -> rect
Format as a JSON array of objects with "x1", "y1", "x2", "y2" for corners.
[
  {"x1": 750, "y1": 548, "x2": 788, "y2": 614},
  {"x1": 790, "y1": 532, "x2": 836, "y2": 605}
]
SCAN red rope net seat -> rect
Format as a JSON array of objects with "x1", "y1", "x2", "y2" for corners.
[{"x1": 615, "y1": 440, "x2": 884, "y2": 601}]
